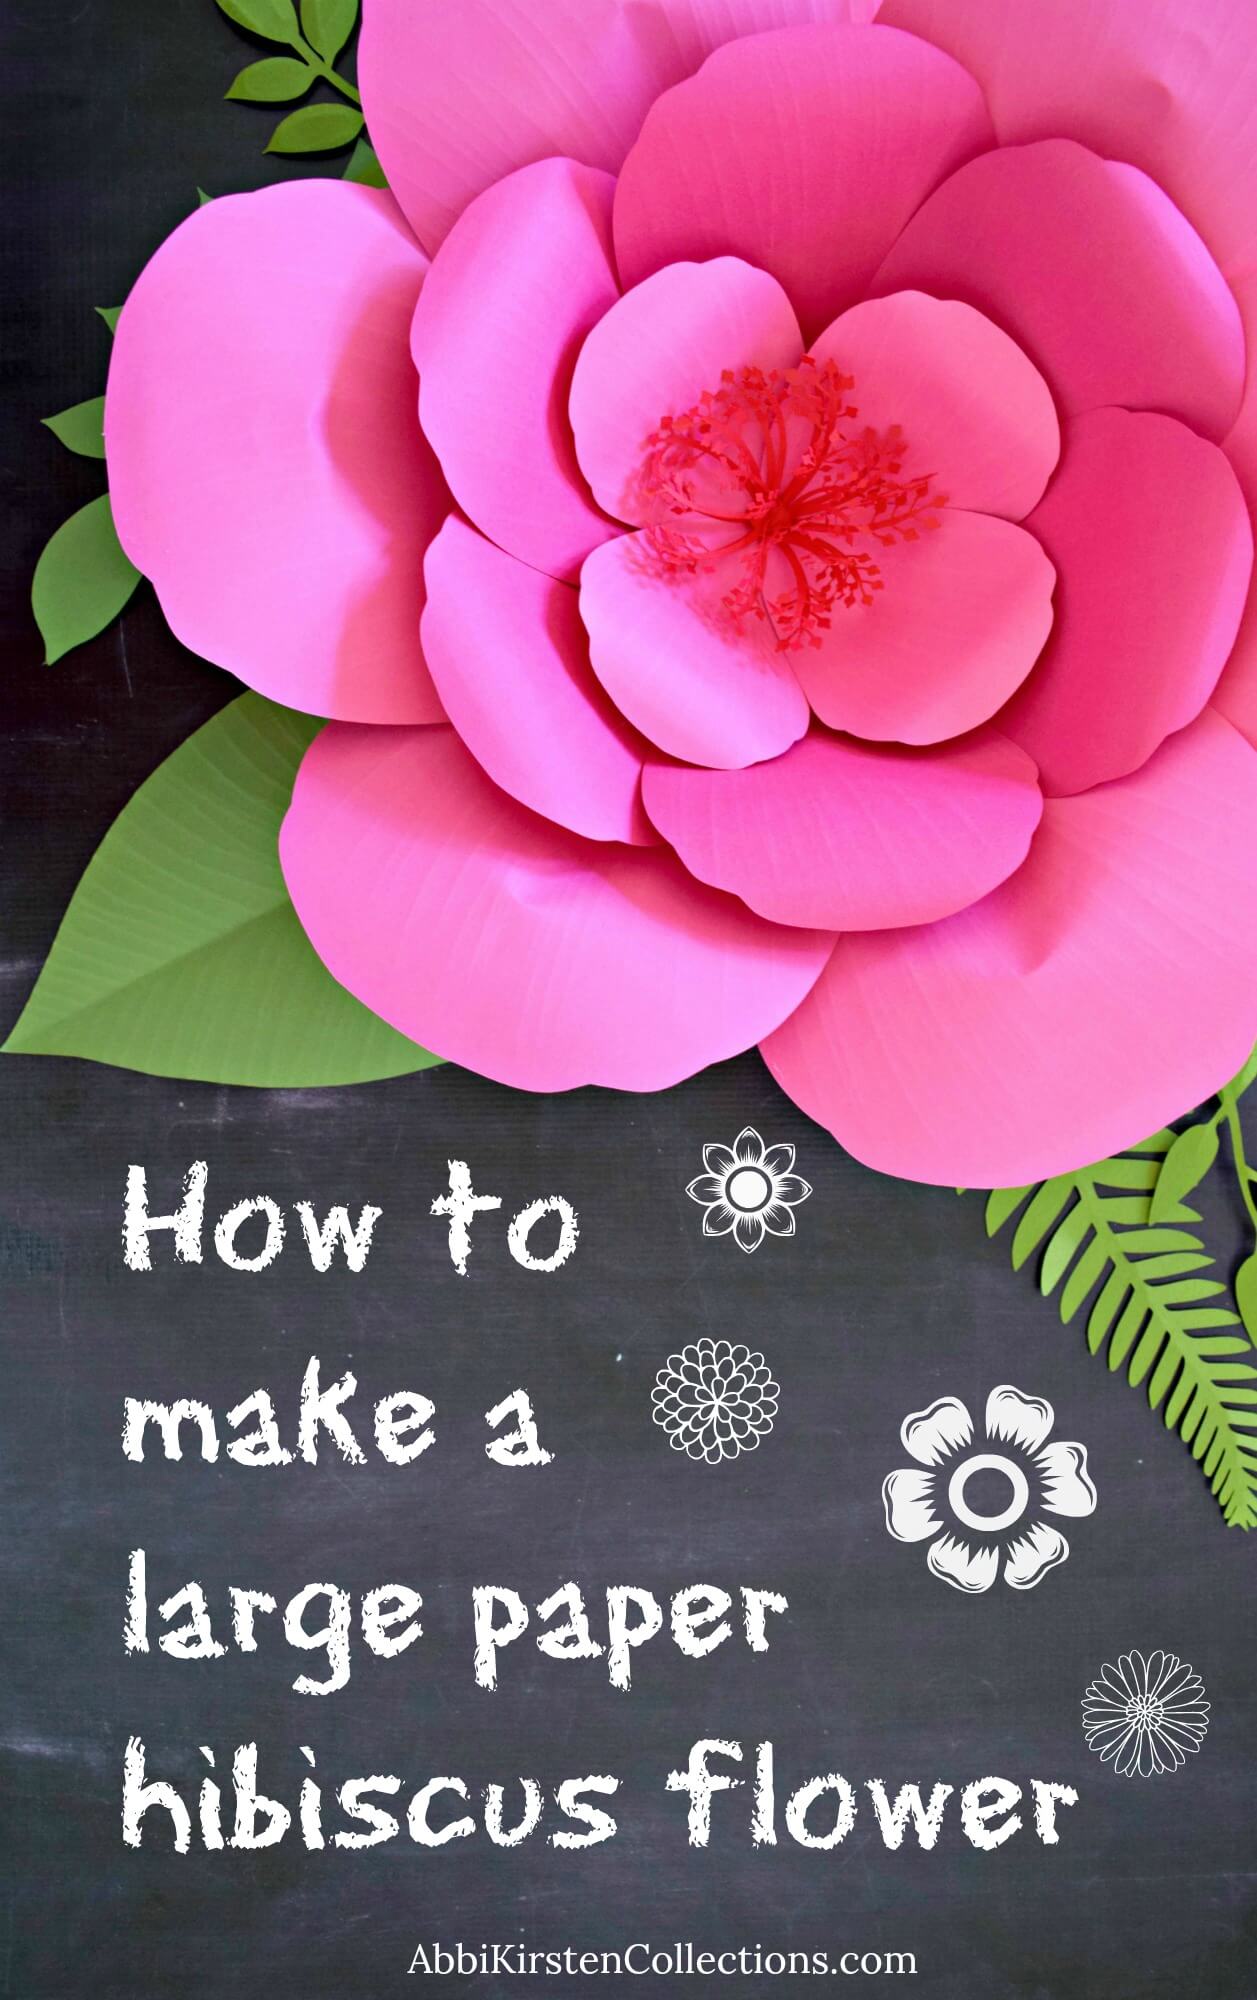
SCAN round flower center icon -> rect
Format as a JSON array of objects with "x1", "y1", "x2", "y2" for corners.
[
  {"x1": 652, "y1": 1337, "x2": 779, "y2": 1463},
  {"x1": 686, "y1": 1126, "x2": 812, "y2": 1253},
  {"x1": 882, "y1": 1384, "x2": 1097, "y2": 1593},
  {"x1": 1082, "y1": 1650, "x2": 1210, "y2": 1777}
]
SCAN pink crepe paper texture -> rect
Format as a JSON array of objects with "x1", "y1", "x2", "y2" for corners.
[{"x1": 103, "y1": 0, "x2": 1257, "y2": 1186}]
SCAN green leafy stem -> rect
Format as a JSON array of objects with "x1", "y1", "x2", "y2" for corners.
[
  {"x1": 219, "y1": 0, "x2": 375, "y2": 159},
  {"x1": 985, "y1": 1045, "x2": 1257, "y2": 1530}
]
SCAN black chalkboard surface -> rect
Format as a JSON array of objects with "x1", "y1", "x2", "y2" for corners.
[{"x1": 2, "y1": 7, "x2": 1255, "y2": 1997}]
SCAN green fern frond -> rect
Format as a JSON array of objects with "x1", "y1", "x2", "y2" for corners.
[{"x1": 986, "y1": 1142, "x2": 1257, "y2": 1530}]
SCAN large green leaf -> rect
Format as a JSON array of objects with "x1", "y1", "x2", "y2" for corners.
[
  {"x1": 300, "y1": 0, "x2": 357, "y2": 61},
  {"x1": 4, "y1": 694, "x2": 442, "y2": 1087},
  {"x1": 32, "y1": 494, "x2": 140, "y2": 663}
]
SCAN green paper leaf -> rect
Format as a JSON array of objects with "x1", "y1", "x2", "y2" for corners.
[
  {"x1": 343, "y1": 136, "x2": 387, "y2": 187},
  {"x1": 42, "y1": 396, "x2": 106, "y2": 458},
  {"x1": 227, "y1": 55, "x2": 313, "y2": 101},
  {"x1": 986, "y1": 1147, "x2": 1257, "y2": 1528},
  {"x1": 266, "y1": 102, "x2": 362, "y2": 153},
  {"x1": 1150, "y1": 1120, "x2": 1220, "y2": 1221},
  {"x1": 32, "y1": 495, "x2": 140, "y2": 665},
  {"x1": 197, "y1": 187, "x2": 214, "y2": 205},
  {"x1": 215, "y1": 0, "x2": 300, "y2": 41},
  {"x1": 1226, "y1": 1043, "x2": 1257, "y2": 1101},
  {"x1": 300, "y1": 0, "x2": 357, "y2": 61},
  {"x1": 96, "y1": 305, "x2": 122, "y2": 334},
  {"x1": 1236, "y1": 1254, "x2": 1257, "y2": 1348},
  {"x1": 4, "y1": 694, "x2": 442, "y2": 1087}
]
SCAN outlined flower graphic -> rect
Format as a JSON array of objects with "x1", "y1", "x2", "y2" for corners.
[
  {"x1": 882, "y1": 1384, "x2": 1097, "y2": 1593},
  {"x1": 686, "y1": 1126, "x2": 811, "y2": 1253},
  {"x1": 652, "y1": 1337, "x2": 779, "y2": 1464},
  {"x1": 1082, "y1": 1650, "x2": 1210, "y2": 1777}
]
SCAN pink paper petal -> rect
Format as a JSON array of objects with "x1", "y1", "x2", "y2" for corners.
[
  {"x1": 878, "y1": 0, "x2": 1257, "y2": 273},
  {"x1": 570, "y1": 257, "x2": 803, "y2": 523},
  {"x1": 1214, "y1": 270, "x2": 1257, "y2": 756},
  {"x1": 642, "y1": 726, "x2": 1043, "y2": 929},
  {"x1": 280, "y1": 724, "x2": 834, "y2": 1090},
  {"x1": 410, "y1": 158, "x2": 618, "y2": 583},
  {"x1": 810, "y1": 291, "x2": 1059, "y2": 521},
  {"x1": 420, "y1": 516, "x2": 653, "y2": 844},
  {"x1": 762, "y1": 708, "x2": 1257, "y2": 1188},
  {"x1": 106, "y1": 183, "x2": 448, "y2": 723},
  {"x1": 789, "y1": 511, "x2": 1056, "y2": 744},
  {"x1": 874, "y1": 139, "x2": 1244, "y2": 442},
  {"x1": 613, "y1": 24, "x2": 992, "y2": 339},
  {"x1": 579, "y1": 531, "x2": 811, "y2": 767},
  {"x1": 360, "y1": 0, "x2": 884, "y2": 256},
  {"x1": 997, "y1": 410, "x2": 1252, "y2": 797}
]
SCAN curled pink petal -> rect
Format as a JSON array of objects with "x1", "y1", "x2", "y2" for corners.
[
  {"x1": 762, "y1": 709, "x2": 1257, "y2": 1188},
  {"x1": 360, "y1": 0, "x2": 878, "y2": 255},
  {"x1": 570, "y1": 257, "x2": 803, "y2": 523},
  {"x1": 642, "y1": 726, "x2": 1042, "y2": 930},
  {"x1": 879, "y1": 0, "x2": 1257, "y2": 273},
  {"x1": 998, "y1": 410, "x2": 1252, "y2": 796},
  {"x1": 280, "y1": 725, "x2": 834, "y2": 1091},
  {"x1": 106, "y1": 183, "x2": 448, "y2": 723},
  {"x1": 810, "y1": 291, "x2": 1059, "y2": 521},
  {"x1": 614, "y1": 24, "x2": 992, "y2": 338},
  {"x1": 789, "y1": 511, "x2": 1056, "y2": 744},
  {"x1": 421, "y1": 517, "x2": 654, "y2": 844},
  {"x1": 411, "y1": 158, "x2": 619, "y2": 582},
  {"x1": 579, "y1": 532, "x2": 812, "y2": 767},
  {"x1": 875, "y1": 139, "x2": 1244, "y2": 441}
]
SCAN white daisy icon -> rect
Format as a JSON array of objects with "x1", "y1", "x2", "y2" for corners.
[
  {"x1": 882, "y1": 1384, "x2": 1097, "y2": 1593},
  {"x1": 1082, "y1": 1650, "x2": 1210, "y2": 1776},
  {"x1": 686, "y1": 1126, "x2": 812, "y2": 1253}
]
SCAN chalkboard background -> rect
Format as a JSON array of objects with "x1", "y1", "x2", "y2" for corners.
[{"x1": 2, "y1": 6, "x2": 1255, "y2": 1996}]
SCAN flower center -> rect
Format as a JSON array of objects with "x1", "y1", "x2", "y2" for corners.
[
  {"x1": 635, "y1": 357, "x2": 946, "y2": 652},
  {"x1": 947, "y1": 1453, "x2": 1029, "y2": 1534},
  {"x1": 725, "y1": 1165, "x2": 772, "y2": 1212}
]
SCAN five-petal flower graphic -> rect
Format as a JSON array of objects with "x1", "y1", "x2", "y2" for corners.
[
  {"x1": 686, "y1": 1126, "x2": 811, "y2": 1253},
  {"x1": 652, "y1": 1337, "x2": 779, "y2": 1463},
  {"x1": 882, "y1": 1385, "x2": 1097, "y2": 1593},
  {"x1": 1082, "y1": 1650, "x2": 1210, "y2": 1776}
]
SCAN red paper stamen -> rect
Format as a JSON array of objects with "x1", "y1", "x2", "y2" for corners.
[{"x1": 634, "y1": 357, "x2": 946, "y2": 651}]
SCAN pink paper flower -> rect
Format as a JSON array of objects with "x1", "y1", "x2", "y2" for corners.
[{"x1": 104, "y1": 0, "x2": 1257, "y2": 1186}]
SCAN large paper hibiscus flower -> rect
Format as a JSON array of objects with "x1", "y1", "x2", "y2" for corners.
[{"x1": 105, "y1": 0, "x2": 1257, "y2": 1187}]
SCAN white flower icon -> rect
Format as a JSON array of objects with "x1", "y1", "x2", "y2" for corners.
[
  {"x1": 1082, "y1": 1650, "x2": 1210, "y2": 1776},
  {"x1": 652, "y1": 1337, "x2": 779, "y2": 1462},
  {"x1": 686, "y1": 1126, "x2": 811, "y2": 1253},
  {"x1": 882, "y1": 1384, "x2": 1097, "y2": 1593}
]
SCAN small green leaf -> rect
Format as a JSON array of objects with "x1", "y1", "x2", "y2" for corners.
[
  {"x1": 343, "y1": 136, "x2": 387, "y2": 187},
  {"x1": 215, "y1": 0, "x2": 300, "y2": 40},
  {"x1": 42, "y1": 396, "x2": 106, "y2": 458},
  {"x1": 266, "y1": 102, "x2": 363, "y2": 153},
  {"x1": 1150, "y1": 1121, "x2": 1221, "y2": 1221},
  {"x1": 1236, "y1": 1253, "x2": 1257, "y2": 1346},
  {"x1": 227, "y1": 55, "x2": 313, "y2": 101},
  {"x1": 197, "y1": 187, "x2": 214, "y2": 205},
  {"x1": 32, "y1": 495, "x2": 140, "y2": 664},
  {"x1": 300, "y1": 0, "x2": 357, "y2": 61},
  {"x1": 4, "y1": 694, "x2": 442, "y2": 1087},
  {"x1": 96, "y1": 305, "x2": 122, "y2": 334}
]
